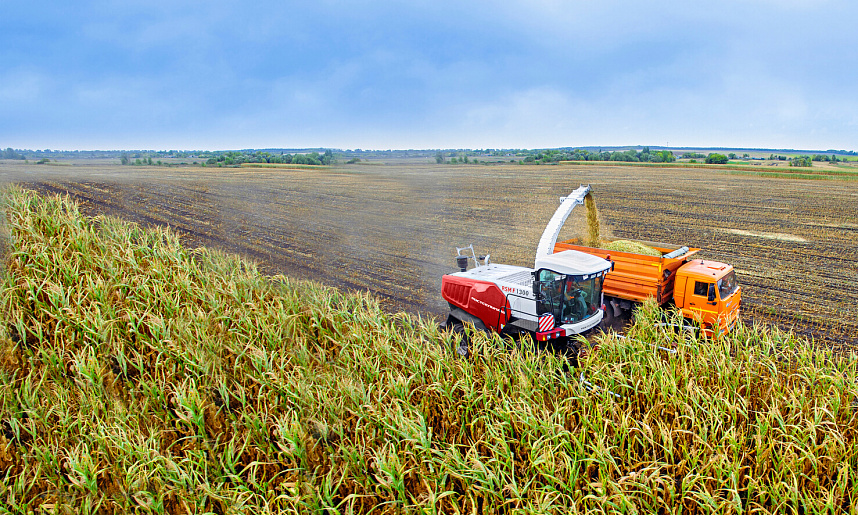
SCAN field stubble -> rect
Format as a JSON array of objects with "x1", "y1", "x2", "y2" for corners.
[{"x1": 3, "y1": 159, "x2": 857, "y2": 348}]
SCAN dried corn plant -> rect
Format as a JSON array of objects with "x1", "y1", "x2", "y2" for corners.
[{"x1": 1, "y1": 187, "x2": 857, "y2": 513}]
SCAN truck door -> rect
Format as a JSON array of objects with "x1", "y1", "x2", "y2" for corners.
[{"x1": 686, "y1": 280, "x2": 718, "y2": 325}]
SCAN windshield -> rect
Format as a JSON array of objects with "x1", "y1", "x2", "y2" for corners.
[
  {"x1": 535, "y1": 270, "x2": 602, "y2": 326},
  {"x1": 718, "y1": 270, "x2": 739, "y2": 299},
  {"x1": 561, "y1": 276, "x2": 601, "y2": 324}
]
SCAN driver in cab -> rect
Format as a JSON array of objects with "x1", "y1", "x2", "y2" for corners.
[{"x1": 563, "y1": 280, "x2": 588, "y2": 322}]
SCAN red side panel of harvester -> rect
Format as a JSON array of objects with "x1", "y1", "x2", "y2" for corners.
[{"x1": 441, "y1": 275, "x2": 509, "y2": 331}]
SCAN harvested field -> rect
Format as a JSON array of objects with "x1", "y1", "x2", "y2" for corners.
[{"x1": 2, "y1": 159, "x2": 857, "y2": 348}]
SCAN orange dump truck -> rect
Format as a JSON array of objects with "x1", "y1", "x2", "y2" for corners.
[{"x1": 554, "y1": 239, "x2": 741, "y2": 333}]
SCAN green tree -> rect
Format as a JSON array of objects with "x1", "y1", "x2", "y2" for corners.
[
  {"x1": 120, "y1": 153, "x2": 130, "y2": 165},
  {"x1": 705, "y1": 153, "x2": 729, "y2": 164},
  {"x1": 321, "y1": 149, "x2": 333, "y2": 165},
  {"x1": 435, "y1": 152, "x2": 444, "y2": 164},
  {"x1": 2, "y1": 148, "x2": 24, "y2": 160},
  {"x1": 790, "y1": 156, "x2": 812, "y2": 167}
]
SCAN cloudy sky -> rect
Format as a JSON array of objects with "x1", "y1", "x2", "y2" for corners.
[{"x1": 3, "y1": 0, "x2": 857, "y2": 151}]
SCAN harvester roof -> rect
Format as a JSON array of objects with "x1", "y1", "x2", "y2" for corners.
[{"x1": 535, "y1": 250, "x2": 612, "y2": 278}]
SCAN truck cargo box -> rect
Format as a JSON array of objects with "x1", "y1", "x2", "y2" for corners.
[{"x1": 554, "y1": 239, "x2": 699, "y2": 305}]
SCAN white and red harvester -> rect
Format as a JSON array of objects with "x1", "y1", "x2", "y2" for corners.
[{"x1": 441, "y1": 185, "x2": 612, "y2": 352}]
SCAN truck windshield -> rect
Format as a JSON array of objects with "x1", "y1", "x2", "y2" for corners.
[
  {"x1": 535, "y1": 269, "x2": 601, "y2": 326},
  {"x1": 718, "y1": 270, "x2": 739, "y2": 299}
]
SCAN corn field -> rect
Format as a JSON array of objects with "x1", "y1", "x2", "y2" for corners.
[{"x1": 2, "y1": 188, "x2": 858, "y2": 513}]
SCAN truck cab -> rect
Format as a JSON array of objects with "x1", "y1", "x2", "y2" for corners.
[{"x1": 673, "y1": 260, "x2": 742, "y2": 333}]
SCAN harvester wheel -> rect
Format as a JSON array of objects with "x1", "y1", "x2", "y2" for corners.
[
  {"x1": 450, "y1": 322, "x2": 469, "y2": 357},
  {"x1": 601, "y1": 307, "x2": 614, "y2": 331}
]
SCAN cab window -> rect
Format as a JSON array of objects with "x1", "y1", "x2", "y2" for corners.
[{"x1": 693, "y1": 281, "x2": 710, "y2": 296}]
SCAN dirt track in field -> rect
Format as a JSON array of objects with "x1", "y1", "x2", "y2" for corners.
[{"x1": 4, "y1": 159, "x2": 857, "y2": 348}]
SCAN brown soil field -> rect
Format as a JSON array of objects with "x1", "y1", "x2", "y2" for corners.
[{"x1": 2, "y1": 159, "x2": 857, "y2": 348}]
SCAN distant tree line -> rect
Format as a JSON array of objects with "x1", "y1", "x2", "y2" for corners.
[
  {"x1": 478, "y1": 147, "x2": 675, "y2": 165},
  {"x1": 812, "y1": 154, "x2": 841, "y2": 163},
  {"x1": 204, "y1": 150, "x2": 334, "y2": 166},
  {"x1": 120, "y1": 153, "x2": 172, "y2": 167},
  {"x1": 116, "y1": 149, "x2": 337, "y2": 167},
  {"x1": 2, "y1": 148, "x2": 25, "y2": 160},
  {"x1": 436, "y1": 152, "x2": 488, "y2": 164}
]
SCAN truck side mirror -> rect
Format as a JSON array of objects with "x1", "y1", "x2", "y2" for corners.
[{"x1": 707, "y1": 284, "x2": 716, "y2": 302}]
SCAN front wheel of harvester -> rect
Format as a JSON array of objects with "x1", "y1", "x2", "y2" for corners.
[
  {"x1": 450, "y1": 322, "x2": 470, "y2": 357},
  {"x1": 600, "y1": 306, "x2": 614, "y2": 333}
]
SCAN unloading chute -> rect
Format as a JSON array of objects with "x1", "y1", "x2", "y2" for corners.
[{"x1": 534, "y1": 184, "x2": 592, "y2": 265}]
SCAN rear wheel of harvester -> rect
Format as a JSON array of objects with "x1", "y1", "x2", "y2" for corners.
[{"x1": 449, "y1": 321, "x2": 469, "y2": 357}]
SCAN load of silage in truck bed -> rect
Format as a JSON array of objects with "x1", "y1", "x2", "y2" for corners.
[{"x1": 602, "y1": 239, "x2": 663, "y2": 256}]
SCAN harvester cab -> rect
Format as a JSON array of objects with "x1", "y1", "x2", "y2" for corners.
[{"x1": 533, "y1": 251, "x2": 610, "y2": 328}]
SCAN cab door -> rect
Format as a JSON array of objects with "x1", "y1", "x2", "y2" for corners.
[
  {"x1": 684, "y1": 279, "x2": 719, "y2": 326},
  {"x1": 533, "y1": 269, "x2": 565, "y2": 327}
]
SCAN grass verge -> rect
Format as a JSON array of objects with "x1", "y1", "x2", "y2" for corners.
[{"x1": 1, "y1": 186, "x2": 857, "y2": 513}]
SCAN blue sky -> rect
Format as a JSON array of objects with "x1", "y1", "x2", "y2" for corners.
[{"x1": 3, "y1": 1, "x2": 857, "y2": 151}]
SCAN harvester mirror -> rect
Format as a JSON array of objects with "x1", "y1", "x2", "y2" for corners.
[
  {"x1": 707, "y1": 284, "x2": 716, "y2": 302},
  {"x1": 532, "y1": 272, "x2": 542, "y2": 300}
]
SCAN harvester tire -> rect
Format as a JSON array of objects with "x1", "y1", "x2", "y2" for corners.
[
  {"x1": 601, "y1": 307, "x2": 614, "y2": 331},
  {"x1": 450, "y1": 322, "x2": 469, "y2": 357}
]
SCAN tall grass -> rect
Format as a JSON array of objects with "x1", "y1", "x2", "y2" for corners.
[{"x1": 1, "y1": 186, "x2": 857, "y2": 513}]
